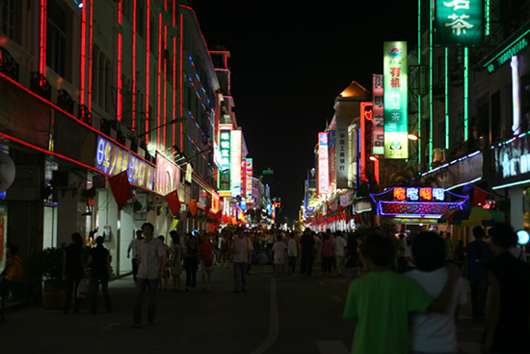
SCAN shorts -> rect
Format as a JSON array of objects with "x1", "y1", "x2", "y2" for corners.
[
  {"x1": 201, "y1": 260, "x2": 214, "y2": 272},
  {"x1": 273, "y1": 258, "x2": 285, "y2": 266},
  {"x1": 345, "y1": 267, "x2": 359, "y2": 279}
]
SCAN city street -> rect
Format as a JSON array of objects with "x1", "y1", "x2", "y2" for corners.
[{"x1": 3, "y1": 263, "x2": 483, "y2": 354}]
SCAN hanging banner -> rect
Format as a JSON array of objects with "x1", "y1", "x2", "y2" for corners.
[
  {"x1": 318, "y1": 132, "x2": 330, "y2": 194},
  {"x1": 372, "y1": 75, "x2": 384, "y2": 155},
  {"x1": 383, "y1": 41, "x2": 408, "y2": 159},
  {"x1": 329, "y1": 129, "x2": 336, "y2": 185},
  {"x1": 246, "y1": 158, "x2": 253, "y2": 203},
  {"x1": 218, "y1": 126, "x2": 231, "y2": 197},
  {"x1": 230, "y1": 130, "x2": 242, "y2": 197},
  {"x1": 335, "y1": 117, "x2": 349, "y2": 189},
  {"x1": 435, "y1": 0, "x2": 483, "y2": 46},
  {"x1": 241, "y1": 159, "x2": 247, "y2": 202}
]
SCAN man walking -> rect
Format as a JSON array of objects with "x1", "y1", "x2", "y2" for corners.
[
  {"x1": 127, "y1": 230, "x2": 143, "y2": 282},
  {"x1": 132, "y1": 223, "x2": 166, "y2": 328},
  {"x1": 233, "y1": 227, "x2": 253, "y2": 293},
  {"x1": 287, "y1": 233, "x2": 299, "y2": 275},
  {"x1": 333, "y1": 232, "x2": 347, "y2": 276},
  {"x1": 465, "y1": 226, "x2": 494, "y2": 321},
  {"x1": 299, "y1": 228, "x2": 316, "y2": 276}
]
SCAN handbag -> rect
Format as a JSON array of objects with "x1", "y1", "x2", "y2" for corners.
[{"x1": 76, "y1": 278, "x2": 89, "y2": 299}]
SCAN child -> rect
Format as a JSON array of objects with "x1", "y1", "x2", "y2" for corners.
[
  {"x1": 343, "y1": 234, "x2": 458, "y2": 354},
  {"x1": 404, "y1": 232, "x2": 467, "y2": 354},
  {"x1": 272, "y1": 235, "x2": 287, "y2": 277}
]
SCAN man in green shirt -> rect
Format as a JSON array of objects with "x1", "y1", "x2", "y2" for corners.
[{"x1": 343, "y1": 234, "x2": 458, "y2": 354}]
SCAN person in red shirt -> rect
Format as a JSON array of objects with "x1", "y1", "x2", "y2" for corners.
[{"x1": 199, "y1": 233, "x2": 215, "y2": 292}]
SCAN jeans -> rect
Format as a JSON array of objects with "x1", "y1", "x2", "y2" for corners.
[
  {"x1": 469, "y1": 278, "x2": 488, "y2": 318},
  {"x1": 288, "y1": 256, "x2": 297, "y2": 274},
  {"x1": 300, "y1": 254, "x2": 314, "y2": 276},
  {"x1": 132, "y1": 258, "x2": 138, "y2": 282},
  {"x1": 133, "y1": 278, "x2": 158, "y2": 324},
  {"x1": 89, "y1": 276, "x2": 112, "y2": 314},
  {"x1": 233, "y1": 262, "x2": 247, "y2": 290},
  {"x1": 64, "y1": 274, "x2": 82, "y2": 313}
]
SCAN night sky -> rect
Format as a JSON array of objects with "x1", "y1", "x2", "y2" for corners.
[{"x1": 188, "y1": 1, "x2": 417, "y2": 222}]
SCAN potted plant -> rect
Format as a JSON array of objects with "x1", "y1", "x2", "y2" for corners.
[{"x1": 25, "y1": 245, "x2": 66, "y2": 309}]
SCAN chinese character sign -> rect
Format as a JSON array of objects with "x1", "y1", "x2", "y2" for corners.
[
  {"x1": 218, "y1": 128, "x2": 231, "y2": 196},
  {"x1": 230, "y1": 130, "x2": 242, "y2": 197},
  {"x1": 383, "y1": 41, "x2": 408, "y2": 159},
  {"x1": 435, "y1": 0, "x2": 483, "y2": 46},
  {"x1": 318, "y1": 133, "x2": 330, "y2": 195},
  {"x1": 372, "y1": 75, "x2": 385, "y2": 155},
  {"x1": 241, "y1": 159, "x2": 247, "y2": 201},
  {"x1": 246, "y1": 158, "x2": 253, "y2": 203},
  {"x1": 336, "y1": 117, "x2": 349, "y2": 189},
  {"x1": 95, "y1": 135, "x2": 154, "y2": 190}
]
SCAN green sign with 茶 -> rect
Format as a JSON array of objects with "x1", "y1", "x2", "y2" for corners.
[{"x1": 435, "y1": 0, "x2": 483, "y2": 46}]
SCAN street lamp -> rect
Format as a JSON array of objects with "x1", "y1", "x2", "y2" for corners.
[{"x1": 135, "y1": 117, "x2": 187, "y2": 139}]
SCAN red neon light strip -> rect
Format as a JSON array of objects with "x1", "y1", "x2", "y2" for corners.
[
  {"x1": 179, "y1": 5, "x2": 216, "y2": 72},
  {"x1": 360, "y1": 102, "x2": 367, "y2": 182},
  {"x1": 172, "y1": 0, "x2": 176, "y2": 150},
  {"x1": 116, "y1": 0, "x2": 123, "y2": 121},
  {"x1": 39, "y1": 0, "x2": 47, "y2": 75},
  {"x1": 179, "y1": 13, "x2": 183, "y2": 152},
  {"x1": 157, "y1": 13, "x2": 162, "y2": 148},
  {"x1": 374, "y1": 157, "x2": 380, "y2": 184},
  {"x1": 132, "y1": 0, "x2": 137, "y2": 131},
  {"x1": 144, "y1": 0, "x2": 150, "y2": 142},
  {"x1": 80, "y1": 1, "x2": 86, "y2": 106},
  {"x1": 163, "y1": 25, "x2": 167, "y2": 149},
  {"x1": 88, "y1": 0, "x2": 93, "y2": 112},
  {"x1": 0, "y1": 71, "x2": 155, "y2": 167}
]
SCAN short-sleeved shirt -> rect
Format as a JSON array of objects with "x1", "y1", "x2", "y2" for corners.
[
  {"x1": 332, "y1": 237, "x2": 347, "y2": 257},
  {"x1": 128, "y1": 238, "x2": 139, "y2": 259},
  {"x1": 487, "y1": 252, "x2": 530, "y2": 353},
  {"x1": 344, "y1": 271, "x2": 433, "y2": 354},
  {"x1": 321, "y1": 240, "x2": 334, "y2": 257},
  {"x1": 233, "y1": 237, "x2": 253, "y2": 263},
  {"x1": 64, "y1": 245, "x2": 84, "y2": 275},
  {"x1": 136, "y1": 238, "x2": 165, "y2": 280},
  {"x1": 299, "y1": 234, "x2": 315, "y2": 255},
  {"x1": 465, "y1": 240, "x2": 494, "y2": 280},
  {"x1": 287, "y1": 238, "x2": 298, "y2": 257},
  {"x1": 89, "y1": 246, "x2": 110, "y2": 277},
  {"x1": 199, "y1": 242, "x2": 215, "y2": 261},
  {"x1": 272, "y1": 241, "x2": 287, "y2": 263},
  {"x1": 405, "y1": 268, "x2": 467, "y2": 353}
]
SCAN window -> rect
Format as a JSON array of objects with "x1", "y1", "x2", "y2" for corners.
[
  {"x1": 47, "y1": 0, "x2": 67, "y2": 77},
  {"x1": 137, "y1": 1, "x2": 144, "y2": 38},
  {"x1": 0, "y1": 0, "x2": 19, "y2": 42}
]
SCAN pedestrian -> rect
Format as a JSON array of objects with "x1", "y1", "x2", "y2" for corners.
[
  {"x1": 397, "y1": 233, "x2": 408, "y2": 273},
  {"x1": 287, "y1": 232, "x2": 299, "y2": 276},
  {"x1": 169, "y1": 231, "x2": 182, "y2": 292},
  {"x1": 223, "y1": 231, "x2": 233, "y2": 268},
  {"x1": 127, "y1": 230, "x2": 143, "y2": 282},
  {"x1": 86, "y1": 236, "x2": 113, "y2": 314},
  {"x1": 183, "y1": 235, "x2": 199, "y2": 292},
  {"x1": 63, "y1": 232, "x2": 85, "y2": 315},
  {"x1": 199, "y1": 233, "x2": 215, "y2": 292},
  {"x1": 272, "y1": 234, "x2": 287, "y2": 277},
  {"x1": 405, "y1": 232, "x2": 467, "y2": 354},
  {"x1": 320, "y1": 233, "x2": 334, "y2": 276},
  {"x1": 0, "y1": 245, "x2": 23, "y2": 301},
  {"x1": 465, "y1": 226, "x2": 494, "y2": 321},
  {"x1": 343, "y1": 235, "x2": 360, "y2": 286},
  {"x1": 132, "y1": 222, "x2": 166, "y2": 328},
  {"x1": 299, "y1": 228, "x2": 316, "y2": 276},
  {"x1": 454, "y1": 240, "x2": 465, "y2": 271},
  {"x1": 481, "y1": 223, "x2": 530, "y2": 354},
  {"x1": 333, "y1": 232, "x2": 347, "y2": 276},
  {"x1": 157, "y1": 236, "x2": 170, "y2": 290},
  {"x1": 444, "y1": 232, "x2": 453, "y2": 263},
  {"x1": 232, "y1": 227, "x2": 253, "y2": 293},
  {"x1": 343, "y1": 234, "x2": 459, "y2": 354}
]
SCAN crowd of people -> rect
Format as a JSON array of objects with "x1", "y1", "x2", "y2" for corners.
[{"x1": 4, "y1": 220, "x2": 529, "y2": 353}]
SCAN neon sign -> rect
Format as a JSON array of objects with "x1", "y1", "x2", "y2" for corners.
[
  {"x1": 372, "y1": 75, "x2": 384, "y2": 155},
  {"x1": 218, "y1": 126, "x2": 231, "y2": 197},
  {"x1": 230, "y1": 130, "x2": 242, "y2": 197},
  {"x1": 318, "y1": 132, "x2": 330, "y2": 195},
  {"x1": 435, "y1": 0, "x2": 483, "y2": 46},
  {"x1": 95, "y1": 135, "x2": 154, "y2": 190},
  {"x1": 246, "y1": 158, "x2": 253, "y2": 203}
]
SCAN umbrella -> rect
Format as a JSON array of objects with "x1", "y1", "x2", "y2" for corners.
[{"x1": 438, "y1": 207, "x2": 505, "y2": 227}]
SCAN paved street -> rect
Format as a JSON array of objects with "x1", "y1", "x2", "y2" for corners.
[{"x1": 2, "y1": 264, "x2": 483, "y2": 354}]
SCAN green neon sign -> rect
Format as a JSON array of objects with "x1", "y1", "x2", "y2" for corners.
[
  {"x1": 434, "y1": 0, "x2": 483, "y2": 46},
  {"x1": 484, "y1": 30, "x2": 530, "y2": 73},
  {"x1": 383, "y1": 41, "x2": 408, "y2": 160}
]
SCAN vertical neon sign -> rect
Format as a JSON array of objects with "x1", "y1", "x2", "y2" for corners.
[
  {"x1": 88, "y1": 1, "x2": 93, "y2": 112},
  {"x1": 157, "y1": 13, "x2": 162, "y2": 148},
  {"x1": 383, "y1": 41, "x2": 408, "y2": 159},
  {"x1": 117, "y1": 0, "x2": 123, "y2": 121},
  {"x1": 80, "y1": 0, "x2": 86, "y2": 106},
  {"x1": 241, "y1": 158, "x2": 247, "y2": 201},
  {"x1": 39, "y1": 0, "x2": 47, "y2": 76},
  {"x1": 218, "y1": 126, "x2": 231, "y2": 197},
  {"x1": 246, "y1": 158, "x2": 253, "y2": 203},
  {"x1": 318, "y1": 132, "x2": 330, "y2": 195},
  {"x1": 372, "y1": 75, "x2": 384, "y2": 155},
  {"x1": 512, "y1": 55, "x2": 520, "y2": 135},
  {"x1": 230, "y1": 130, "x2": 242, "y2": 197},
  {"x1": 144, "y1": 0, "x2": 150, "y2": 139},
  {"x1": 132, "y1": 0, "x2": 137, "y2": 131}
]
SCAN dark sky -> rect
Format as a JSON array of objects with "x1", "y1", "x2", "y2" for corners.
[{"x1": 188, "y1": 1, "x2": 417, "y2": 222}]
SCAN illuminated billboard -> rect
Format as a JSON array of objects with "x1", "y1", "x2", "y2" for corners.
[
  {"x1": 335, "y1": 117, "x2": 349, "y2": 189},
  {"x1": 241, "y1": 159, "x2": 247, "y2": 203},
  {"x1": 218, "y1": 126, "x2": 231, "y2": 197},
  {"x1": 435, "y1": 0, "x2": 483, "y2": 46},
  {"x1": 360, "y1": 102, "x2": 373, "y2": 183},
  {"x1": 372, "y1": 75, "x2": 384, "y2": 155},
  {"x1": 383, "y1": 41, "x2": 408, "y2": 159},
  {"x1": 246, "y1": 158, "x2": 253, "y2": 203},
  {"x1": 230, "y1": 130, "x2": 242, "y2": 197},
  {"x1": 318, "y1": 132, "x2": 330, "y2": 195}
]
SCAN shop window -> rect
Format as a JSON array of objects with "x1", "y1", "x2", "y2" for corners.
[{"x1": 47, "y1": 0, "x2": 71, "y2": 79}]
